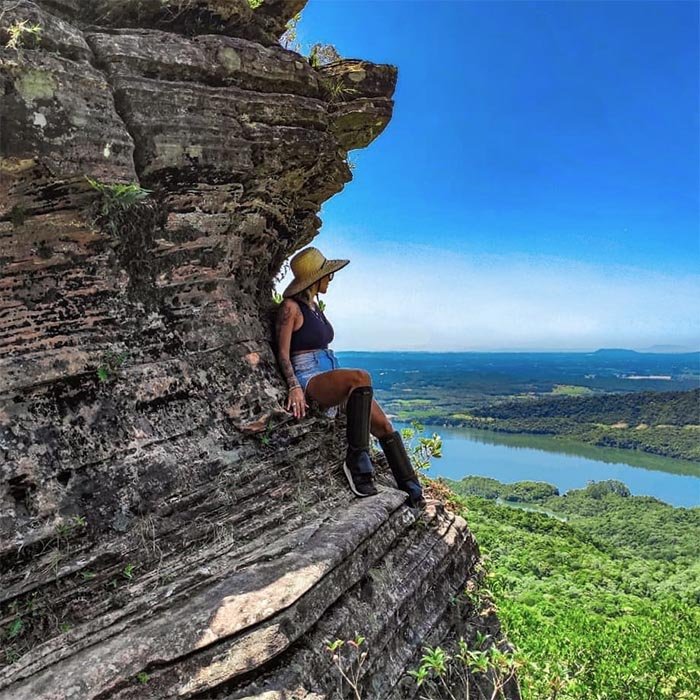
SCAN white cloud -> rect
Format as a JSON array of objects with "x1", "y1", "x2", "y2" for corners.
[{"x1": 276, "y1": 230, "x2": 700, "y2": 351}]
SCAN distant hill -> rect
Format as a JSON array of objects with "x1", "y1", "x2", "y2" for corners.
[
  {"x1": 593, "y1": 348, "x2": 641, "y2": 357},
  {"x1": 593, "y1": 347, "x2": 700, "y2": 357},
  {"x1": 642, "y1": 345, "x2": 700, "y2": 354}
]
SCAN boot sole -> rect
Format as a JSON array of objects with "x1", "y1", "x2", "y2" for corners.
[{"x1": 343, "y1": 463, "x2": 377, "y2": 498}]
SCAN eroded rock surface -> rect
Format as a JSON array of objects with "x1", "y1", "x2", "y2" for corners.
[{"x1": 0, "y1": 1, "x2": 518, "y2": 697}]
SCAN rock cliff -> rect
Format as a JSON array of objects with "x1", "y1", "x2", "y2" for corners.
[{"x1": 0, "y1": 1, "x2": 518, "y2": 697}]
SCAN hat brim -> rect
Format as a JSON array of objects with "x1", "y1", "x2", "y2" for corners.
[{"x1": 282, "y1": 258, "x2": 349, "y2": 298}]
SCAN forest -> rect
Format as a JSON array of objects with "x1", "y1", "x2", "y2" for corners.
[
  {"x1": 469, "y1": 388, "x2": 699, "y2": 424},
  {"x1": 447, "y1": 389, "x2": 700, "y2": 461},
  {"x1": 438, "y1": 477, "x2": 700, "y2": 699}
]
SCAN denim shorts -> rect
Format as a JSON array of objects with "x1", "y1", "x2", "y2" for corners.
[{"x1": 292, "y1": 348, "x2": 340, "y2": 417}]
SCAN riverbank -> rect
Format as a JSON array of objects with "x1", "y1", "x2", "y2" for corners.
[
  {"x1": 391, "y1": 388, "x2": 700, "y2": 463},
  {"x1": 395, "y1": 422, "x2": 700, "y2": 507},
  {"x1": 438, "y1": 415, "x2": 700, "y2": 461},
  {"x1": 413, "y1": 417, "x2": 700, "y2": 474}
]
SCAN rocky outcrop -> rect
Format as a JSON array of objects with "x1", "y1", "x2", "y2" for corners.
[{"x1": 0, "y1": 1, "x2": 518, "y2": 697}]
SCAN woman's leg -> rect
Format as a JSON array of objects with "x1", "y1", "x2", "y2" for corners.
[
  {"x1": 307, "y1": 368, "x2": 423, "y2": 506},
  {"x1": 305, "y1": 368, "x2": 371, "y2": 407},
  {"x1": 307, "y1": 368, "x2": 377, "y2": 496},
  {"x1": 307, "y1": 370, "x2": 393, "y2": 437},
  {"x1": 370, "y1": 400, "x2": 393, "y2": 439}
]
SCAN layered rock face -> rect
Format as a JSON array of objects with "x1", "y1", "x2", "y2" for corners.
[{"x1": 0, "y1": 2, "x2": 518, "y2": 697}]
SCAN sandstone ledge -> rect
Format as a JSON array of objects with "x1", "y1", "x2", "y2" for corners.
[{"x1": 0, "y1": 483, "x2": 503, "y2": 699}]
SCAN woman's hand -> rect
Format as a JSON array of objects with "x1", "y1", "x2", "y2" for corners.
[{"x1": 286, "y1": 386, "x2": 308, "y2": 419}]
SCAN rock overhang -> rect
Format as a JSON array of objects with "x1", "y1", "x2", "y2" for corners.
[{"x1": 0, "y1": 1, "x2": 518, "y2": 697}]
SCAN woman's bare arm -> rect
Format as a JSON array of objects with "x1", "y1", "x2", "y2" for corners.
[
  {"x1": 276, "y1": 299, "x2": 308, "y2": 418},
  {"x1": 276, "y1": 299, "x2": 301, "y2": 390}
]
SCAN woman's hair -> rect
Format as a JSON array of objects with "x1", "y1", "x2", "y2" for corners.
[{"x1": 293, "y1": 279, "x2": 322, "y2": 307}]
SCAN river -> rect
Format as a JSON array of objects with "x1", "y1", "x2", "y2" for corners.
[{"x1": 394, "y1": 423, "x2": 700, "y2": 508}]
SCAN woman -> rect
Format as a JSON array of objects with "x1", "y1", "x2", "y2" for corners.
[{"x1": 275, "y1": 246, "x2": 425, "y2": 508}]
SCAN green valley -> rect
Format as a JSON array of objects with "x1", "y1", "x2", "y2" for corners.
[{"x1": 440, "y1": 477, "x2": 700, "y2": 699}]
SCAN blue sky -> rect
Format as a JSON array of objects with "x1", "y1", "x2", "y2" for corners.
[{"x1": 277, "y1": 0, "x2": 700, "y2": 351}]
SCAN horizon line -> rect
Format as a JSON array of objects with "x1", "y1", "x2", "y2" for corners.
[{"x1": 332, "y1": 347, "x2": 700, "y2": 355}]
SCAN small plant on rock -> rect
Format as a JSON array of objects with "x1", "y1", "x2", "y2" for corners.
[
  {"x1": 4, "y1": 19, "x2": 42, "y2": 50},
  {"x1": 308, "y1": 42, "x2": 341, "y2": 67},
  {"x1": 9, "y1": 203, "x2": 27, "y2": 227},
  {"x1": 0, "y1": 592, "x2": 71, "y2": 664},
  {"x1": 85, "y1": 177, "x2": 165, "y2": 309},
  {"x1": 122, "y1": 563, "x2": 137, "y2": 580},
  {"x1": 410, "y1": 639, "x2": 523, "y2": 699},
  {"x1": 54, "y1": 514, "x2": 88, "y2": 545},
  {"x1": 6, "y1": 618, "x2": 24, "y2": 641},
  {"x1": 410, "y1": 646, "x2": 451, "y2": 691},
  {"x1": 39, "y1": 513, "x2": 89, "y2": 576},
  {"x1": 325, "y1": 634, "x2": 368, "y2": 700},
  {"x1": 86, "y1": 177, "x2": 151, "y2": 235},
  {"x1": 96, "y1": 349, "x2": 128, "y2": 383},
  {"x1": 259, "y1": 423, "x2": 273, "y2": 447},
  {"x1": 322, "y1": 78, "x2": 358, "y2": 105},
  {"x1": 86, "y1": 177, "x2": 151, "y2": 206}
]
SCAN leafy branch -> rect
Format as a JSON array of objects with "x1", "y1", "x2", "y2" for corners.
[
  {"x1": 280, "y1": 11, "x2": 301, "y2": 52},
  {"x1": 309, "y1": 42, "x2": 341, "y2": 67},
  {"x1": 279, "y1": 12, "x2": 343, "y2": 71},
  {"x1": 400, "y1": 420, "x2": 443, "y2": 473},
  {"x1": 86, "y1": 177, "x2": 151, "y2": 212}
]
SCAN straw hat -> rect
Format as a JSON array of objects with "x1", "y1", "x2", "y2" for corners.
[{"x1": 282, "y1": 247, "x2": 349, "y2": 298}]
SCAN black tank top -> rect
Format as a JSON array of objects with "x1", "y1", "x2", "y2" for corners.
[{"x1": 290, "y1": 301, "x2": 334, "y2": 352}]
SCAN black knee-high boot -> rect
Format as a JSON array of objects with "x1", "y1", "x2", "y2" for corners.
[
  {"x1": 344, "y1": 386, "x2": 378, "y2": 497},
  {"x1": 379, "y1": 431, "x2": 426, "y2": 508}
]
